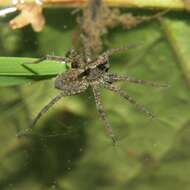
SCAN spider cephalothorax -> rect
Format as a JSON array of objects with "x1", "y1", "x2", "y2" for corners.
[{"x1": 26, "y1": 45, "x2": 168, "y2": 144}]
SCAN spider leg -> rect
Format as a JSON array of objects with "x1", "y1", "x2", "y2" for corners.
[
  {"x1": 103, "y1": 43, "x2": 142, "y2": 57},
  {"x1": 106, "y1": 73, "x2": 169, "y2": 88},
  {"x1": 17, "y1": 91, "x2": 67, "y2": 137},
  {"x1": 31, "y1": 91, "x2": 68, "y2": 128},
  {"x1": 91, "y1": 85, "x2": 117, "y2": 145},
  {"x1": 103, "y1": 82, "x2": 156, "y2": 119},
  {"x1": 66, "y1": 49, "x2": 84, "y2": 68},
  {"x1": 88, "y1": 43, "x2": 142, "y2": 69},
  {"x1": 23, "y1": 55, "x2": 69, "y2": 64}
]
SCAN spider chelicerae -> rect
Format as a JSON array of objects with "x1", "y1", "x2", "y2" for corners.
[{"x1": 24, "y1": 44, "x2": 168, "y2": 144}]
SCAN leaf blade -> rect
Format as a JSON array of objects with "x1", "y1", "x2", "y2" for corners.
[
  {"x1": 0, "y1": 57, "x2": 69, "y2": 76},
  {"x1": 0, "y1": 57, "x2": 70, "y2": 86}
]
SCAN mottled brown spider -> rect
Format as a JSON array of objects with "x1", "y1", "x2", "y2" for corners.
[{"x1": 25, "y1": 45, "x2": 168, "y2": 144}]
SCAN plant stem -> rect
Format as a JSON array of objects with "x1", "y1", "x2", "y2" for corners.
[{"x1": 0, "y1": 0, "x2": 186, "y2": 10}]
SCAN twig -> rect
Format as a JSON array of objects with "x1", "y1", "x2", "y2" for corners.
[{"x1": 0, "y1": 0, "x2": 187, "y2": 10}]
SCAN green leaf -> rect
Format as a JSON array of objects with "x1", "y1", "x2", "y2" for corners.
[
  {"x1": 0, "y1": 76, "x2": 35, "y2": 86},
  {"x1": 0, "y1": 57, "x2": 70, "y2": 86},
  {"x1": 0, "y1": 57, "x2": 69, "y2": 76}
]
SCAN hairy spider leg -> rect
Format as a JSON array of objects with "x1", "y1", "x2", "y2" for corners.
[
  {"x1": 92, "y1": 85, "x2": 117, "y2": 145},
  {"x1": 24, "y1": 55, "x2": 69, "y2": 64},
  {"x1": 107, "y1": 73, "x2": 170, "y2": 88},
  {"x1": 17, "y1": 92, "x2": 67, "y2": 137},
  {"x1": 104, "y1": 43, "x2": 143, "y2": 57},
  {"x1": 65, "y1": 49, "x2": 86, "y2": 69},
  {"x1": 88, "y1": 43, "x2": 142, "y2": 69},
  {"x1": 103, "y1": 82, "x2": 156, "y2": 119},
  {"x1": 31, "y1": 91, "x2": 69, "y2": 128}
]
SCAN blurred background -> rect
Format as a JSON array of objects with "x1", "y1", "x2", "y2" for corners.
[{"x1": 0, "y1": 6, "x2": 190, "y2": 190}]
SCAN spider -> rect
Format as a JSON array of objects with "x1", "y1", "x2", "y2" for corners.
[{"x1": 24, "y1": 44, "x2": 168, "y2": 144}]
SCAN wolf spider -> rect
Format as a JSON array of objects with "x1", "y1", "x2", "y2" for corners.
[{"x1": 24, "y1": 45, "x2": 168, "y2": 144}]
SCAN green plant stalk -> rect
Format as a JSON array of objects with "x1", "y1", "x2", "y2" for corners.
[
  {"x1": 0, "y1": 0, "x2": 186, "y2": 10},
  {"x1": 160, "y1": 18, "x2": 190, "y2": 85}
]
